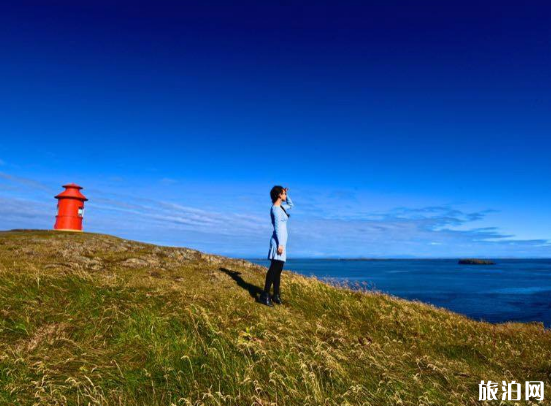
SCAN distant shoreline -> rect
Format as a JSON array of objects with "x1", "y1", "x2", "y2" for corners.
[{"x1": 247, "y1": 257, "x2": 551, "y2": 261}]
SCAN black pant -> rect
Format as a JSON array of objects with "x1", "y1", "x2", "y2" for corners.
[{"x1": 263, "y1": 259, "x2": 284, "y2": 294}]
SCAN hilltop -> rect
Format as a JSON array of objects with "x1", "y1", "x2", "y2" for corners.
[{"x1": 0, "y1": 230, "x2": 549, "y2": 405}]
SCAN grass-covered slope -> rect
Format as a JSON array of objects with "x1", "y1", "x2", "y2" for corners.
[{"x1": 0, "y1": 230, "x2": 549, "y2": 405}]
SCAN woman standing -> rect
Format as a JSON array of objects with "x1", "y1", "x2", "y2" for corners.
[{"x1": 259, "y1": 186, "x2": 293, "y2": 307}]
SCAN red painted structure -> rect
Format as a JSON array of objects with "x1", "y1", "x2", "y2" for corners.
[{"x1": 54, "y1": 183, "x2": 88, "y2": 231}]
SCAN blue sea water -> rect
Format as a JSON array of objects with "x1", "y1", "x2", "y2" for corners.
[{"x1": 248, "y1": 258, "x2": 551, "y2": 328}]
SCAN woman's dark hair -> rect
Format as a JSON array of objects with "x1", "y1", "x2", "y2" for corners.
[{"x1": 270, "y1": 185, "x2": 284, "y2": 203}]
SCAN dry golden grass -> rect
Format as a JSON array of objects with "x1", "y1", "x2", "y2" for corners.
[{"x1": 0, "y1": 230, "x2": 549, "y2": 405}]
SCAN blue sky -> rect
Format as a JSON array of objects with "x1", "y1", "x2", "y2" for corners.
[{"x1": 1, "y1": 1, "x2": 551, "y2": 258}]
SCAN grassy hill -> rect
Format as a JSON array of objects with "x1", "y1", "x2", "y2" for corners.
[{"x1": 0, "y1": 230, "x2": 549, "y2": 405}]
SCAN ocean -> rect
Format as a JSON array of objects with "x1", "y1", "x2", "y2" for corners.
[{"x1": 248, "y1": 258, "x2": 551, "y2": 327}]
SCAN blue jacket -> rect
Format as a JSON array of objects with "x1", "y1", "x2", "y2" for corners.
[{"x1": 267, "y1": 196, "x2": 293, "y2": 262}]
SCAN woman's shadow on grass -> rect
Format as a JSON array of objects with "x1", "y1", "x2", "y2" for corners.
[{"x1": 219, "y1": 268, "x2": 263, "y2": 301}]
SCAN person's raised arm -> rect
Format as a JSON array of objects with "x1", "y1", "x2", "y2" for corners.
[{"x1": 282, "y1": 194, "x2": 294, "y2": 211}]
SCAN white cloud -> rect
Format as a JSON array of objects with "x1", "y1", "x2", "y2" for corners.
[
  {"x1": 0, "y1": 172, "x2": 549, "y2": 258},
  {"x1": 160, "y1": 178, "x2": 178, "y2": 185},
  {"x1": 0, "y1": 171, "x2": 53, "y2": 192}
]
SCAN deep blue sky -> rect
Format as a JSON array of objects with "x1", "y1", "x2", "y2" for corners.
[{"x1": 1, "y1": 1, "x2": 551, "y2": 257}]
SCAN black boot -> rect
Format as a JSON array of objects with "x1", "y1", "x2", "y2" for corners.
[
  {"x1": 259, "y1": 292, "x2": 274, "y2": 307},
  {"x1": 272, "y1": 293, "x2": 282, "y2": 304}
]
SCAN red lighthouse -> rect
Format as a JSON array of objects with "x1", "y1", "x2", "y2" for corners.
[{"x1": 54, "y1": 183, "x2": 88, "y2": 231}]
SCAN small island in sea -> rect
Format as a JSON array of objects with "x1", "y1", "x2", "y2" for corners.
[{"x1": 458, "y1": 258, "x2": 496, "y2": 265}]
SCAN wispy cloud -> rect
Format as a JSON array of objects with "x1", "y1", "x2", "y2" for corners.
[
  {"x1": 0, "y1": 171, "x2": 549, "y2": 258},
  {"x1": 0, "y1": 171, "x2": 54, "y2": 192},
  {"x1": 159, "y1": 178, "x2": 178, "y2": 185},
  {"x1": 327, "y1": 189, "x2": 358, "y2": 201},
  {"x1": 0, "y1": 196, "x2": 53, "y2": 230}
]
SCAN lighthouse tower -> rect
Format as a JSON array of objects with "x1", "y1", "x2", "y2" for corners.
[{"x1": 54, "y1": 183, "x2": 88, "y2": 231}]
